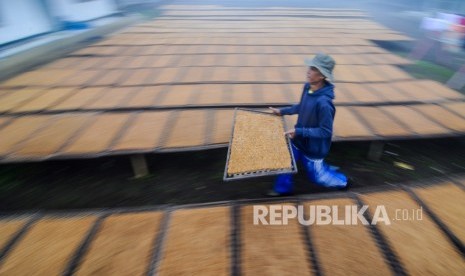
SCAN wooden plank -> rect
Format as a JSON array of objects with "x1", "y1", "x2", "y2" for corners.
[
  {"x1": 334, "y1": 65, "x2": 359, "y2": 83},
  {"x1": 48, "y1": 87, "x2": 106, "y2": 111},
  {"x1": 163, "y1": 110, "x2": 208, "y2": 148},
  {"x1": 276, "y1": 54, "x2": 297, "y2": 66},
  {"x1": 340, "y1": 83, "x2": 385, "y2": 103},
  {"x1": 333, "y1": 107, "x2": 372, "y2": 138},
  {"x1": 236, "y1": 67, "x2": 262, "y2": 82},
  {"x1": 416, "y1": 80, "x2": 465, "y2": 100},
  {"x1": 368, "y1": 83, "x2": 412, "y2": 102},
  {"x1": 160, "y1": 10, "x2": 366, "y2": 17},
  {"x1": 125, "y1": 45, "x2": 386, "y2": 56},
  {"x1": 76, "y1": 57, "x2": 105, "y2": 70},
  {"x1": 305, "y1": 198, "x2": 392, "y2": 275},
  {"x1": 261, "y1": 84, "x2": 290, "y2": 104},
  {"x1": 0, "y1": 71, "x2": 52, "y2": 87},
  {"x1": 229, "y1": 84, "x2": 261, "y2": 105},
  {"x1": 262, "y1": 67, "x2": 289, "y2": 81},
  {"x1": 209, "y1": 67, "x2": 232, "y2": 82},
  {"x1": 0, "y1": 89, "x2": 10, "y2": 99},
  {"x1": 111, "y1": 111, "x2": 171, "y2": 151},
  {"x1": 210, "y1": 109, "x2": 235, "y2": 144},
  {"x1": 380, "y1": 106, "x2": 447, "y2": 135},
  {"x1": 121, "y1": 87, "x2": 163, "y2": 108},
  {"x1": 33, "y1": 69, "x2": 75, "y2": 87},
  {"x1": 166, "y1": 55, "x2": 184, "y2": 67},
  {"x1": 91, "y1": 70, "x2": 128, "y2": 86},
  {"x1": 357, "y1": 66, "x2": 386, "y2": 82},
  {"x1": 84, "y1": 87, "x2": 137, "y2": 110},
  {"x1": 285, "y1": 83, "x2": 304, "y2": 102},
  {"x1": 158, "y1": 207, "x2": 230, "y2": 276},
  {"x1": 14, "y1": 114, "x2": 92, "y2": 157},
  {"x1": 0, "y1": 219, "x2": 26, "y2": 250},
  {"x1": 12, "y1": 88, "x2": 76, "y2": 112},
  {"x1": 287, "y1": 67, "x2": 306, "y2": 82},
  {"x1": 351, "y1": 106, "x2": 412, "y2": 136},
  {"x1": 0, "y1": 117, "x2": 13, "y2": 129},
  {"x1": 0, "y1": 216, "x2": 96, "y2": 275},
  {"x1": 334, "y1": 84, "x2": 356, "y2": 104},
  {"x1": 150, "y1": 68, "x2": 180, "y2": 84},
  {"x1": 0, "y1": 88, "x2": 46, "y2": 113},
  {"x1": 146, "y1": 55, "x2": 176, "y2": 68},
  {"x1": 157, "y1": 88, "x2": 193, "y2": 107},
  {"x1": 360, "y1": 190, "x2": 465, "y2": 275},
  {"x1": 370, "y1": 54, "x2": 391, "y2": 64},
  {"x1": 195, "y1": 86, "x2": 226, "y2": 106},
  {"x1": 197, "y1": 54, "x2": 218, "y2": 66},
  {"x1": 361, "y1": 54, "x2": 382, "y2": 64},
  {"x1": 0, "y1": 116, "x2": 51, "y2": 156},
  {"x1": 391, "y1": 81, "x2": 444, "y2": 102},
  {"x1": 121, "y1": 69, "x2": 153, "y2": 86},
  {"x1": 332, "y1": 54, "x2": 353, "y2": 65},
  {"x1": 125, "y1": 56, "x2": 151, "y2": 69},
  {"x1": 54, "y1": 70, "x2": 102, "y2": 87},
  {"x1": 413, "y1": 182, "x2": 465, "y2": 243},
  {"x1": 61, "y1": 113, "x2": 130, "y2": 154},
  {"x1": 76, "y1": 212, "x2": 163, "y2": 276},
  {"x1": 381, "y1": 54, "x2": 412, "y2": 65},
  {"x1": 224, "y1": 54, "x2": 242, "y2": 67},
  {"x1": 375, "y1": 65, "x2": 412, "y2": 81},
  {"x1": 92, "y1": 46, "x2": 124, "y2": 56},
  {"x1": 179, "y1": 54, "x2": 204, "y2": 67},
  {"x1": 412, "y1": 105, "x2": 465, "y2": 132},
  {"x1": 443, "y1": 102, "x2": 465, "y2": 118},
  {"x1": 241, "y1": 204, "x2": 312, "y2": 275}
]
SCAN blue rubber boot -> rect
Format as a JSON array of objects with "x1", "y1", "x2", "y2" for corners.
[
  {"x1": 273, "y1": 174, "x2": 294, "y2": 195},
  {"x1": 270, "y1": 142, "x2": 302, "y2": 196},
  {"x1": 304, "y1": 158, "x2": 347, "y2": 188}
]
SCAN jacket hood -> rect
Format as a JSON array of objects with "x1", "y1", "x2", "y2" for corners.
[{"x1": 305, "y1": 82, "x2": 335, "y2": 99}]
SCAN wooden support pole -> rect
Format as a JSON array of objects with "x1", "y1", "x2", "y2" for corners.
[
  {"x1": 367, "y1": 141, "x2": 385, "y2": 161},
  {"x1": 130, "y1": 154, "x2": 149, "y2": 178}
]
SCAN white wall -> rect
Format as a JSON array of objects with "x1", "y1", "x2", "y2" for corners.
[
  {"x1": 0, "y1": 0, "x2": 53, "y2": 45},
  {"x1": 48, "y1": 0, "x2": 118, "y2": 22}
]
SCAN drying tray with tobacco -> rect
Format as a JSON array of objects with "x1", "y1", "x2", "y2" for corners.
[{"x1": 224, "y1": 109, "x2": 297, "y2": 181}]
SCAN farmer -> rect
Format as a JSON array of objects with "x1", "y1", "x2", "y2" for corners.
[{"x1": 268, "y1": 53, "x2": 348, "y2": 196}]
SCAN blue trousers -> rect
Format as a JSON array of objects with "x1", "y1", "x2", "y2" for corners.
[{"x1": 274, "y1": 142, "x2": 347, "y2": 193}]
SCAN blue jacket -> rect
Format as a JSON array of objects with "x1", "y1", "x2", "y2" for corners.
[{"x1": 280, "y1": 82, "x2": 335, "y2": 159}]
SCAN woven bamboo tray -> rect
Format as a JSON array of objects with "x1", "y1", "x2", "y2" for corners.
[{"x1": 223, "y1": 108, "x2": 297, "y2": 181}]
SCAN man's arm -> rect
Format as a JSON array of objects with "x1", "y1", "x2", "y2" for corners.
[
  {"x1": 279, "y1": 103, "x2": 300, "y2": 115},
  {"x1": 295, "y1": 104, "x2": 334, "y2": 138},
  {"x1": 270, "y1": 103, "x2": 300, "y2": 116}
]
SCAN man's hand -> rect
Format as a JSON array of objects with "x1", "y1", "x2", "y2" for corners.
[
  {"x1": 269, "y1": 107, "x2": 281, "y2": 116},
  {"x1": 284, "y1": 129, "x2": 296, "y2": 139}
]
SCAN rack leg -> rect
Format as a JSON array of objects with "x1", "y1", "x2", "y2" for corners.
[
  {"x1": 367, "y1": 141, "x2": 385, "y2": 161},
  {"x1": 130, "y1": 154, "x2": 149, "y2": 178}
]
